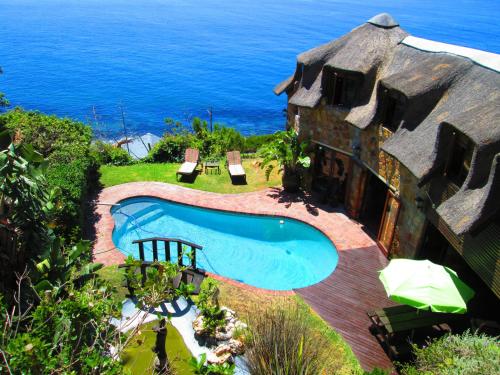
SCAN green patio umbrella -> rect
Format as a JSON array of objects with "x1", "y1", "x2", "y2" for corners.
[{"x1": 379, "y1": 259, "x2": 475, "y2": 314}]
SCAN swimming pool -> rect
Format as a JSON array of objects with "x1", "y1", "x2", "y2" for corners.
[{"x1": 111, "y1": 197, "x2": 338, "y2": 290}]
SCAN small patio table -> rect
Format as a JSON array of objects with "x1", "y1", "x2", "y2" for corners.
[{"x1": 204, "y1": 160, "x2": 220, "y2": 174}]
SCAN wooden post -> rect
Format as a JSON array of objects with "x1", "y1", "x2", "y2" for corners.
[
  {"x1": 153, "y1": 318, "x2": 169, "y2": 374},
  {"x1": 152, "y1": 240, "x2": 158, "y2": 261},
  {"x1": 138, "y1": 242, "x2": 145, "y2": 261},
  {"x1": 165, "y1": 241, "x2": 171, "y2": 262},
  {"x1": 191, "y1": 246, "x2": 196, "y2": 268},
  {"x1": 177, "y1": 242, "x2": 183, "y2": 266}
]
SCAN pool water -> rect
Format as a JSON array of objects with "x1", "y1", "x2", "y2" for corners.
[{"x1": 111, "y1": 197, "x2": 338, "y2": 290}]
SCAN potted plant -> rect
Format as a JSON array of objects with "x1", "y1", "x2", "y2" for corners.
[{"x1": 259, "y1": 128, "x2": 311, "y2": 192}]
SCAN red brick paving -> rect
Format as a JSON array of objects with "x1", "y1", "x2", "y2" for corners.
[{"x1": 92, "y1": 182, "x2": 393, "y2": 371}]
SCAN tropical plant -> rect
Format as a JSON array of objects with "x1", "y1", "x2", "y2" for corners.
[
  {"x1": 190, "y1": 353, "x2": 235, "y2": 375},
  {"x1": 400, "y1": 330, "x2": 500, "y2": 375},
  {"x1": 259, "y1": 128, "x2": 310, "y2": 192},
  {"x1": 245, "y1": 303, "x2": 336, "y2": 375},
  {"x1": 34, "y1": 240, "x2": 102, "y2": 298}
]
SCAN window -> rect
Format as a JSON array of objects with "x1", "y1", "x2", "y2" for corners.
[
  {"x1": 445, "y1": 133, "x2": 473, "y2": 187},
  {"x1": 382, "y1": 91, "x2": 405, "y2": 132},
  {"x1": 323, "y1": 71, "x2": 357, "y2": 107}
]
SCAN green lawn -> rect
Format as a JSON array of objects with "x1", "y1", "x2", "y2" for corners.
[{"x1": 99, "y1": 159, "x2": 281, "y2": 194}]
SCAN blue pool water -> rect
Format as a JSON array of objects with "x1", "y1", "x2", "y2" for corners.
[
  {"x1": 112, "y1": 197, "x2": 338, "y2": 290},
  {"x1": 1, "y1": 0, "x2": 499, "y2": 137}
]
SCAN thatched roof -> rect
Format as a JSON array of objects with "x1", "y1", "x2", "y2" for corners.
[
  {"x1": 274, "y1": 18, "x2": 407, "y2": 108},
  {"x1": 275, "y1": 13, "x2": 500, "y2": 236}
]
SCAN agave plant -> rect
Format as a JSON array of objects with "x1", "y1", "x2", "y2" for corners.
[{"x1": 259, "y1": 128, "x2": 310, "y2": 192}]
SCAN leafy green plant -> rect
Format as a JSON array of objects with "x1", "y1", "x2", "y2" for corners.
[
  {"x1": 201, "y1": 305, "x2": 226, "y2": 336},
  {"x1": 400, "y1": 330, "x2": 500, "y2": 375},
  {"x1": 189, "y1": 353, "x2": 235, "y2": 375},
  {"x1": 91, "y1": 141, "x2": 132, "y2": 166},
  {"x1": 123, "y1": 256, "x2": 196, "y2": 310},
  {"x1": 176, "y1": 281, "x2": 196, "y2": 298},
  {"x1": 0, "y1": 108, "x2": 96, "y2": 239},
  {"x1": 245, "y1": 303, "x2": 336, "y2": 375},
  {"x1": 34, "y1": 240, "x2": 102, "y2": 298},
  {"x1": 2, "y1": 278, "x2": 124, "y2": 374},
  {"x1": 243, "y1": 134, "x2": 276, "y2": 153},
  {"x1": 259, "y1": 128, "x2": 310, "y2": 192}
]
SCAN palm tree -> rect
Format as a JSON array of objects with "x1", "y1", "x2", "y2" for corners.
[{"x1": 259, "y1": 129, "x2": 310, "y2": 192}]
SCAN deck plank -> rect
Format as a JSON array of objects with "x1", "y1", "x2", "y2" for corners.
[{"x1": 295, "y1": 245, "x2": 395, "y2": 372}]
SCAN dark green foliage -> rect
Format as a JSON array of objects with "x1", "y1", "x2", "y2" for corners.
[
  {"x1": 400, "y1": 331, "x2": 500, "y2": 375},
  {"x1": 91, "y1": 141, "x2": 132, "y2": 166},
  {"x1": 245, "y1": 303, "x2": 337, "y2": 375},
  {"x1": 0, "y1": 109, "x2": 96, "y2": 239},
  {"x1": 243, "y1": 134, "x2": 276, "y2": 153}
]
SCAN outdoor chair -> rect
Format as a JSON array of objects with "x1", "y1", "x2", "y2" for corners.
[
  {"x1": 226, "y1": 151, "x2": 246, "y2": 181},
  {"x1": 176, "y1": 148, "x2": 199, "y2": 180}
]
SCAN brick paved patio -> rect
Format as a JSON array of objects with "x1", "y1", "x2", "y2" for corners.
[{"x1": 91, "y1": 182, "x2": 394, "y2": 371}]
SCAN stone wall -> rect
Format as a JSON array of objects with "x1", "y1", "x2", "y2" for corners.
[
  {"x1": 292, "y1": 102, "x2": 426, "y2": 259},
  {"x1": 360, "y1": 125, "x2": 401, "y2": 190},
  {"x1": 298, "y1": 105, "x2": 358, "y2": 155},
  {"x1": 391, "y1": 165, "x2": 427, "y2": 258}
]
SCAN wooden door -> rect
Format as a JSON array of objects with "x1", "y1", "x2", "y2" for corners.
[{"x1": 377, "y1": 191, "x2": 401, "y2": 256}]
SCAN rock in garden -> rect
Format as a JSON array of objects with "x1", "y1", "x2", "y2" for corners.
[
  {"x1": 206, "y1": 350, "x2": 232, "y2": 365},
  {"x1": 192, "y1": 315, "x2": 206, "y2": 336},
  {"x1": 227, "y1": 338, "x2": 245, "y2": 355}
]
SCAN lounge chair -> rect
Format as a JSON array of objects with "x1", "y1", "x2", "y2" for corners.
[
  {"x1": 176, "y1": 148, "x2": 199, "y2": 180},
  {"x1": 226, "y1": 151, "x2": 246, "y2": 181}
]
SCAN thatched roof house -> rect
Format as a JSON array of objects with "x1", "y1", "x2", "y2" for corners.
[{"x1": 275, "y1": 13, "x2": 500, "y2": 238}]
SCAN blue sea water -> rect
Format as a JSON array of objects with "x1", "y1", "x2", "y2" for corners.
[
  {"x1": 112, "y1": 197, "x2": 339, "y2": 290},
  {"x1": 0, "y1": 0, "x2": 499, "y2": 137}
]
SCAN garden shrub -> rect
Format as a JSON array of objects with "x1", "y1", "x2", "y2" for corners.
[
  {"x1": 148, "y1": 117, "x2": 267, "y2": 162},
  {"x1": 146, "y1": 133, "x2": 196, "y2": 163},
  {"x1": 400, "y1": 330, "x2": 500, "y2": 375},
  {"x1": 0, "y1": 108, "x2": 95, "y2": 239},
  {"x1": 245, "y1": 303, "x2": 339, "y2": 375},
  {"x1": 91, "y1": 141, "x2": 132, "y2": 166},
  {"x1": 243, "y1": 134, "x2": 276, "y2": 153}
]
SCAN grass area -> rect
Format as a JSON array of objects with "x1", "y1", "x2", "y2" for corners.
[
  {"x1": 99, "y1": 159, "x2": 281, "y2": 193},
  {"x1": 98, "y1": 266, "x2": 362, "y2": 375},
  {"x1": 121, "y1": 321, "x2": 193, "y2": 375}
]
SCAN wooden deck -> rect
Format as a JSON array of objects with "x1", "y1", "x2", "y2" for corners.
[{"x1": 296, "y1": 245, "x2": 395, "y2": 372}]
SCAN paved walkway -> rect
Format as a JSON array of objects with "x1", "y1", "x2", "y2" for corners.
[{"x1": 92, "y1": 182, "x2": 393, "y2": 370}]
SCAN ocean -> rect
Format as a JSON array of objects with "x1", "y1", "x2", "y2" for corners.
[{"x1": 0, "y1": 0, "x2": 499, "y2": 137}]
